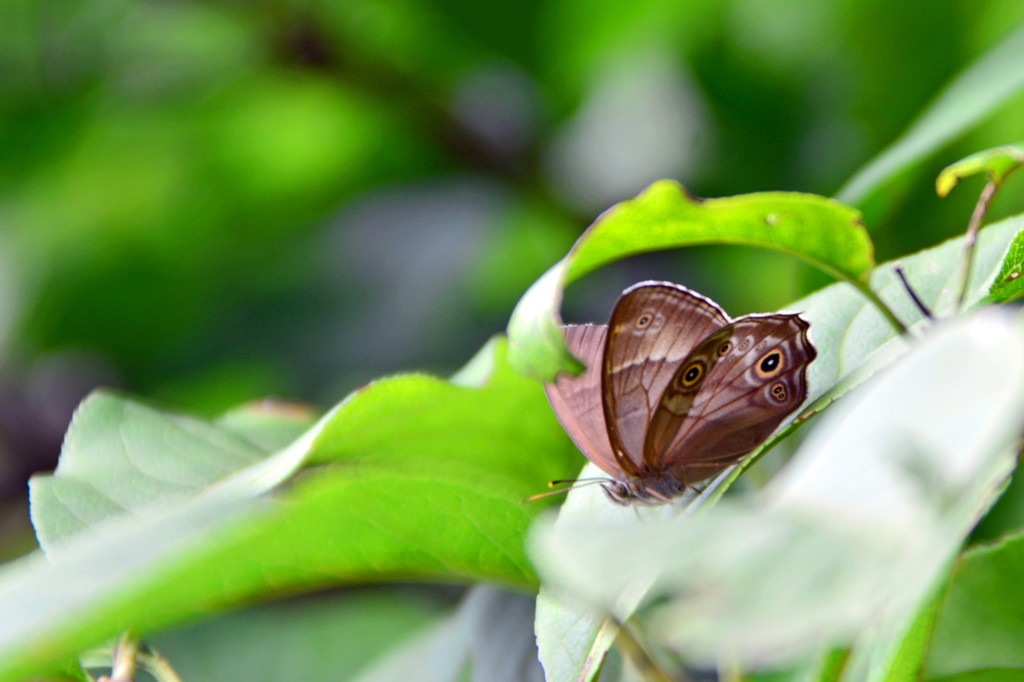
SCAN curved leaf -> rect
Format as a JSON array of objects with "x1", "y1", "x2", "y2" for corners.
[
  {"x1": 29, "y1": 392, "x2": 316, "y2": 553},
  {"x1": 508, "y1": 180, "x2": 874, "y2": 380},
  {"x1": 936, "y1": 144, "x2": 1024, "y2": 198}
]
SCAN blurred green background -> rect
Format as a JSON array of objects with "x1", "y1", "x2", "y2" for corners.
[{"x1": 2, "y1": 0, "x2": 1024, "y2": 552}]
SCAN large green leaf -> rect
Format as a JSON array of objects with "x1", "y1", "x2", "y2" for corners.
[
  {"x1": 2, "y1": 338, "x2": 578, "y2": 682},
  {"x1": 508, "y1": 180, "x2": 875, "y2": 380}
]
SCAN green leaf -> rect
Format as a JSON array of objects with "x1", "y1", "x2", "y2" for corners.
[
  {"x1": 535, "y1": 585, "x2": 616, "y2": 682},
  {"x1": 3, "y1": 339, "x2": 579, "y2": 682},
  {"x1": 936, "y1": 144, "x2": 1024, "y2": 198},
  {"x1": 214, "y1": 399, "x2": 319, "y2": 453},
  {"x1": 0, "y1": 495, "x2": 261, "y2": 682},
  {"x1": 146, "y1": 589, "x2": 448, "y2": 682},
  {"x1": 988, "y1": 228, "x2": 1024, "y2": 303},
  {"x1": 748, "y1": 649, "x2": 850, "y2": 682},
  {"x1": 534, "y1": 462, "x2": 685, "y2": 682},
  {"x1": 29, "y1": 391, "x2": 298, "y2": 552},
  {"x1": 836, "y1": 24, "x2": 1024, "y2": 206},
  {"x1": 353, "y1": 586, "x2": 542, "y2": 682},
  {"x1": 923, "y1": 533, "x2": 1024, "y2": 679},
  {"x1": 531, "y1": 308, "x2": 1024, "y2": 672},
  {"x1": 798, "y1": 213, "x2": 1024, "y2": 409},
  {"x1": 508, "y1": 180, "x2": 875, "y2": 380}
]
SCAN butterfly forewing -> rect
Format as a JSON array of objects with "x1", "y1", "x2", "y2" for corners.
[
  {"x1": 649, "y1": 314, "x2": 815, "y2": 477},
  {"x1": 603, "y1": 283, "x2": 729, "y2": 474}
]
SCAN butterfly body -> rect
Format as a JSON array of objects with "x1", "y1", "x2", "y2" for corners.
[{"x1": 545, "y1": 281, "x2": 816, "y2": 505}]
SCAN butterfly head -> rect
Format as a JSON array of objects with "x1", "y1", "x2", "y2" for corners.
[{"x1": 601, "y1": 474, "x2": 687, "y2": 505}]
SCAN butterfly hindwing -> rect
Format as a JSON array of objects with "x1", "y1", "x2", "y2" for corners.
[{"x1": 648, "y1": 314, "x2": 815, "y2": 477}]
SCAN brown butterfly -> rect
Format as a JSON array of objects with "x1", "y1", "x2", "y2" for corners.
[{"x1": 545, "y1": 281, "x2": 816, "y2": 504}]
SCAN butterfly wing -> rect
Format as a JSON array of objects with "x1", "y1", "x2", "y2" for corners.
[
  {"x1": 603, "y1": 281, "x2": 729, "y2": 475},
  {"x1": 644, "y1": 313, "x2": 815, "y2": 483},
  {"x1": 544, "y1": 324, "x2": 623, "y2": 477}
]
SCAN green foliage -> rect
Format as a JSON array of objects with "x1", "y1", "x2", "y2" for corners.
[
  {"x1": 925, "y1": 533, "x2": 1024, "y2": 678},
  {"x1": 5, "y1": 339, "x2": 574, "y2": 681},
  {"x1": 989, "y1": 229, "x2": 1024, "y2": 302},
  {"x1": 6, "y1": 3, "x2": 1024, "y2": 682}
]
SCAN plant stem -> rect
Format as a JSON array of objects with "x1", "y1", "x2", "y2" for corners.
[
  {"x1": 850, "y1": 280, "x2": 908, "y2": 335},
  {"x1": 612, "y1": 618, "x2": 686, "y2": 682},
  {"x1": 110, "y1": 631, "x2": 140, "y2": 681},
  {"x1": 956, "y1": 178, "x2": 999, "y2": 310},
  {"x1": 139, "y1": 650, "x2": 185, "y2": 682}
]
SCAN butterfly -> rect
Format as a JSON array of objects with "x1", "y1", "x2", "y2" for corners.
[{"x1": 544, "y1": 281, "x2": 816, "y2": 504}]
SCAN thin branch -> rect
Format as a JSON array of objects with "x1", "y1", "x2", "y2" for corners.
[
  {"x1": 138, "y1": 650, "x2": 185, "y2": 682},
  {"x1": 110, "y1": 631, "x2": 140, "y2": 682},
  {"x1": 612, "y1": 617, "x2": 686, "y2": 682},
  {"x1": 849, "y1": 279, "x2": 909, "y2": 335},
  {"x1": 956, "y1": 178, "x2": 1000, "y2": 309}
]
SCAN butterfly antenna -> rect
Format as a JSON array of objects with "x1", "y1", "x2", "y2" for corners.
[
  {"x1": 546, "y1": 477, "x2": 606, "y2": 487},
  {"x1": 523, "y1": 478, "x2": 608, "y2": 503}
]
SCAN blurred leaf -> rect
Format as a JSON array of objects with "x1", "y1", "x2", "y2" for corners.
[
  {"x1": 354, "y1": 586, "x2": 543, "y2": 682},
  {"x1": 465, "y1": 199, "x2": 576, "y2": 315},
  {"x1": 535, "y1": 586, "x2": 613, "y2": 682},
  {"x1": 988, "y1": 228, "x2": 1024, "y2": 303},
  {"x1": 3, "y1": 339, "x2": 577, "y2": 682},
  {"x1": 29, "y1": 391, "x2": 297, "y2": 552},
  {"x1": 108, "y1": 2, "x2": 262, "y2": 95},
  {"x1": 923, "y1": 533, "x2": 1024, "y2": 679},
  {"x1": 353, "y1": 597, "x2": 472, "y2": 682},
  {"x1": 837, "y1": 23, "x2": 1024, "y2": 206},
  {"x1": 531, "y1": 309, "x2": 1024, "y2": 673},
  {"x1": 935, "y1": 143, "x2": 1024, "y2": 197},
  {"x1": 507, "y1": 180, "x2": 874, "y2": 380},
  {"x1": 538, "y1": 0, "x2": 720, "y2": 103},
  {"x1": 207, "y1": 77, "x2": 392, "y2": 202},
  {"x1": 747, "y1": 649, "x2": 849, "y2": 682},
  {"x1": 214, "y1": 398, "x2": 319, "y2": 452},
  {"x1": 533, "y1": 463, "x2": 682, "y2": 682},
  {"x1": 0, "y1": 495, "x2": 259, "y2": 682},
  {"x1": 148, "y1": 589, "x2": 447, "y2": 682}
]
